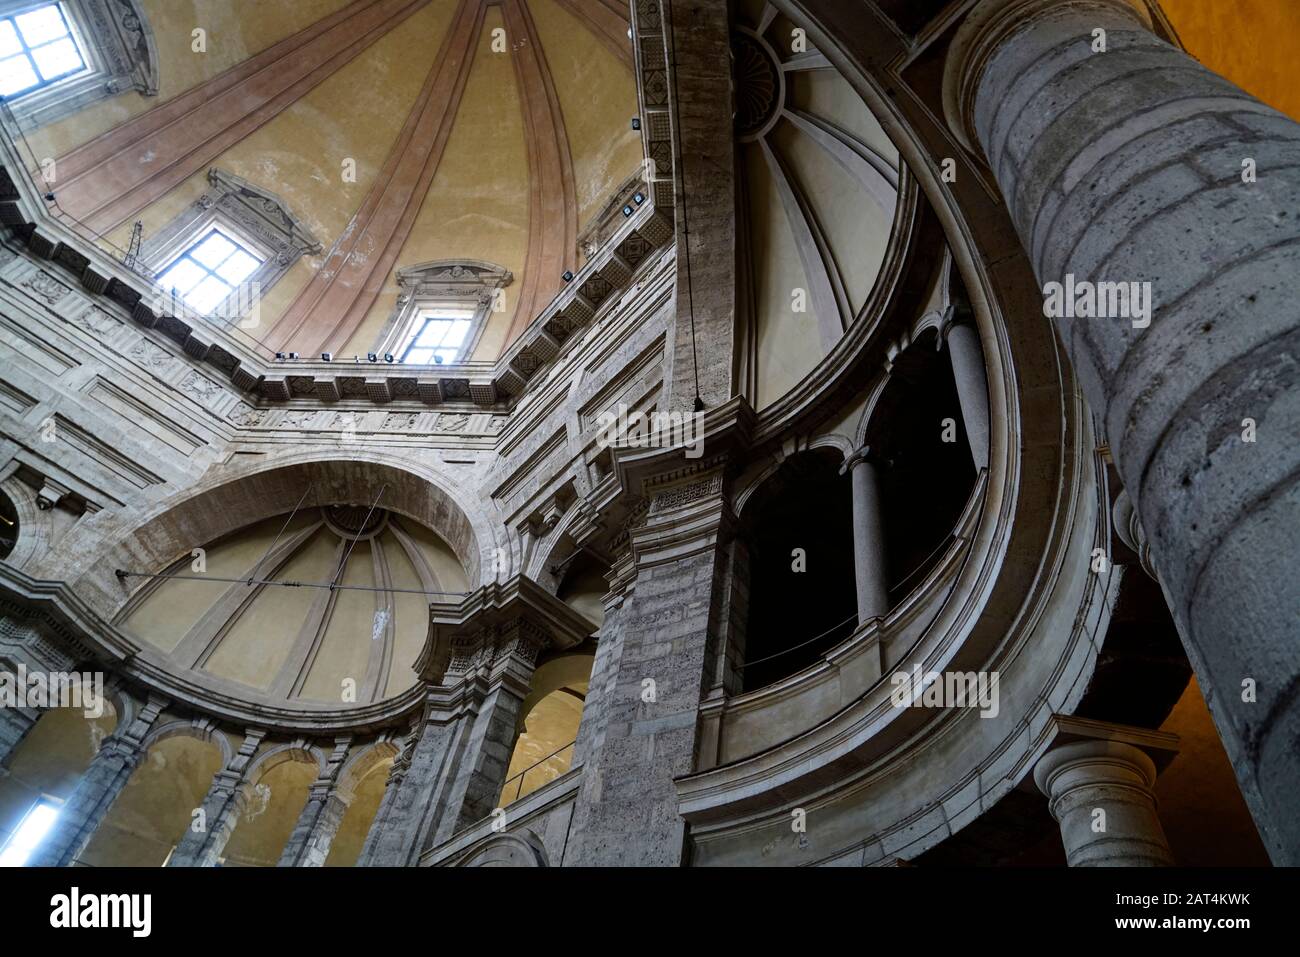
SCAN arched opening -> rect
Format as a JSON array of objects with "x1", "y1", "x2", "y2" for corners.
[
  {"x1": 739, "y1": 448, "x2": 857, "y2": 691},
  {"x1": 220, "y1": 750, "x2": 318, "y2": 867},
  {"x1": 0, "y1": 489, "x2": 17, "y2": 560},
  {"x1": 326, "y1": 753, "x2": 393, "y2": 867},
  {"x1": 0, "y1": 701, "x2": 118, "y2": 866},
  {"x1": 500, "y1": 651, "x2": 594, "y2": 806},
  {"x1": 78, "y1": 730, "x2": 226, "y2": 867},
  {"x1": 866, "y1": 336, "x2": 976, "y2": 598}
]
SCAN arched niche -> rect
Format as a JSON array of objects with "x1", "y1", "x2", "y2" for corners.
[
  {"x1": 220, "y1": 744, "x2": 323, "y2": 867},
  {"x1": 736, "y1": 447, "x2": 856, "y2": 691},
  {"x1": 78, "y1": 723, "x2": 227, "y2": 867},
  {"x1": 500, "y1": 653, "x2": 593, "y2": 805},
  {"x1": 66, "y1": 455, "x2": 496, "y2": 625},
  {"x1": 326, "y1": 740, "x2": 399, "y2": 867},
  {"x1": 116, "y1": 503, "x2": 470, "y2": 707},
  {"x1": 0, "y1": 699, "x2": 118, "y2": 862}
]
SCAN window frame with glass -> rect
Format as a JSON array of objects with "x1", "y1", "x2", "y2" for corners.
[
  {"x1": 0, "y1": 0, "x2": 159, "y2": 132},
  {"x1": 154, "y1": 225, "x2": 267, "y2": 321}
]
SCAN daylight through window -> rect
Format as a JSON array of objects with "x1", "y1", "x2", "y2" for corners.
[
  {"x1": 156, "y1": 227, "x2": 264, "y2": 317},
  {"x1": 0, "y1": 3, "x2": 85, "y2": 100},
  {"x1": 399, "y1": 308, "x2": 476, "y2": 364}
]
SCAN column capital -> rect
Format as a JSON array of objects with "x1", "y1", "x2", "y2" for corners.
[
  {"x1": 839, "y1": 445, "x2": 875, "y2": 474},
  {"x1": 942, "y1": 0, "x2": 1153, "y2": 155},
  {"x1": 1033, "y1": 738, "x2": 1158, "y2": 803}
]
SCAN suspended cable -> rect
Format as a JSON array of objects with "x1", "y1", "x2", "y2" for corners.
[
  {"x1": 112, "y1": 569, "x2": 469, "y2": 599},
  {"x1": 246, "y1": 482, "x2": 314, "y2": 585},
  {"x1": 738, "y1": 611, "x2": 859, "y2": 669},
  {"x1": 330, "y1": 484, "x2": 387, "y2": 590}
]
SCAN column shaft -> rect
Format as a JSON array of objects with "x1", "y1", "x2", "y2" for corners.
[
  {"x1": 946, "y1": 321, "x2": 991, "y2": 470},
  {"x1": 29, "y1": 694, "x2": 167, "y2": 867},
  {"x1": 279, "y1": 737, "x2": 352, "y2": 867},
  {"x1": 167, "y1": 729, "x2": 265, "y2": 867},
  {"x1": 951, "y1": 0, "x2": 1300, "y2": 862},
  {"x1": 566, "y1": 473, "x2": 732, "y2": 866},
  {"x1": 848, "y1": 454, "x2": 889, "y2": 624}
]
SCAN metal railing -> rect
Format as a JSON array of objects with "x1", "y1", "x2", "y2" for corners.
[{"x1": 498, "y1": 740, "x2": 576, "y2": 806}]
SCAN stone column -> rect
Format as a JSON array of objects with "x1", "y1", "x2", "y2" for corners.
[
  {"x1": 841, "y1": 447, "x2": 889, "y2": 625},
  {"x1": 1034, "y1": 739, "x2": 1174, "y2": 867},
  {"x1": 29, "y1": 693, "x2": 167, "y2": 867},
  {"x1": 356, "y1": 729, "x2": 416, "y2": 866},
  {"x1": 358, "y1": 578, "x2": 589, "y2": 865},
  {"x1": 278, "y1": 736, "x2": 352, "y2": 867},
  {"x1": 0, "y1": 616, "x2": 79, "y2": 770},
  {"x1": 566, "y1": 469, "x2": 733, "y2": 866},
  {"x1": 945, "y1": 320, "x2": 991, "y2": 470},
  {"x1": 945, "y1": 0, "x2": 1300, "y2": 863},
  {"x1": 429, "y1": 625, "x2": 543, "y2": 846},
  {"x1": 166, "y1": 729, "x2": 266, "y2": 868},
  {"x1": 572, "y1": 561, "x2": 631, "y2": 768}
]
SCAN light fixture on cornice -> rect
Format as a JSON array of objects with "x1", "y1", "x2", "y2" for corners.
[
  {"x1": 622, "y1": 205, "x2": 634, "y2": 217},
  {"x1": 562, "y1": 270, "x2": 574, "y2": 282},
  {"x1": 631, "y1": 117, "x2": 640, "y2": 130},
  {"x1": 321, "y1": 352, "x2": 332, "y2": 362},
  {"x1": 633, "y1": 192, "x2": 645, "y2": 205}
]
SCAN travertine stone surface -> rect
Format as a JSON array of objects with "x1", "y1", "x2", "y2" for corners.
[
  {"x1": 958, "y1": 0, "x2": 1300, "y2": 864},
  {"x1": 566, "y1": 473, "x2": 732, "y2": 866}
]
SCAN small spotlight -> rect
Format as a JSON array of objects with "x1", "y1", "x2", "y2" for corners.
[
  {"x1": 275, "y1": 352, "x2": 286, "y2": 361},
  {"x1": 434, "y1": 355, "x2": 444, "y2": 364},
  {"x1": 631, "y1": 117, "x2": 641, "y2": 131},
  {"x1": 562, "y1": 270, "x2": 574, "y2": 282},
  {"x1": 633, "y1": 192, "x2": 645, "y2": 205},
  {"x1": 383, "y1": 354, "x2": 395, "y2": 363},
  {"x1": 321, "y1": 352, "x2": 332, "y2": 362},
  {"x1": 288, "y1": 352, "x2": 299, "y2": 360},
  {"x1": 622, "y1": 205, "x2": 634, "y2": 217},
  {"x1": 367, "y1": 353, "x2": 378, "y2": 363}
]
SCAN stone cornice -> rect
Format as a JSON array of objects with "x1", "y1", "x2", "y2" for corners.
[
  {"x1": 415, "y1": 575, "x2": 598, "y2": 685},
  {"x1": 0, "y1": 127, "x2": 673, "y2": 412}
]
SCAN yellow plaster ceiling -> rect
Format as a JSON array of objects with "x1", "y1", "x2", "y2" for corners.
[{"x1": 31, "y1": 0, "x2": 643, "y2": 361}]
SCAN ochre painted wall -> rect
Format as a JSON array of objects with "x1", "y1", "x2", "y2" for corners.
[{"x1": 1160, "y1": 0, "x2": 1300, "y2": 120}]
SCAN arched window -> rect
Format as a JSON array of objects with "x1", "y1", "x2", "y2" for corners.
[{"x1": 0, "y1": 0, "x2": 158, "y2": 131}]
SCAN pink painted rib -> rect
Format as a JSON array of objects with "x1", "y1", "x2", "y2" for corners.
[
  {"x1": 501, "y1": 0, "x2": 578, "y2": 346},
  {"x1": 269, "y1": 0, "x2": 487, "y2": 354},
  {"x1": 52, "y1": 0, "x2": 431, "y2": 236}
]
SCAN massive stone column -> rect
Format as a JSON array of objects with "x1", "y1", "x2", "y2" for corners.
[
  {"x1": 566, "y1": 468, "x2": 732, "y2": 866},
  {"x1": 945, "y1": 0, "x2": 1300, "y2": 863},
  {"x1": 29, "y1": 693, "x2": 167, "y2": 867},
  {"x1": 945, "y1": 320, "x2": 991, "y2": 470},
  {"x1": 358, "y1": 578, "x2": 590, "y2": 864},
  {"x1": 166, "y1": 729, "x2": 266, "y2": 868},
  {"x1": 1034, "y1": 739, "x2": 1174, "y2": 867},
  {"x1": 841, "y1": 448, "x2": 889, "y2": 625},
  {"x1": 278, "y1": 737, "x2": 352, "y2": 868}
]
